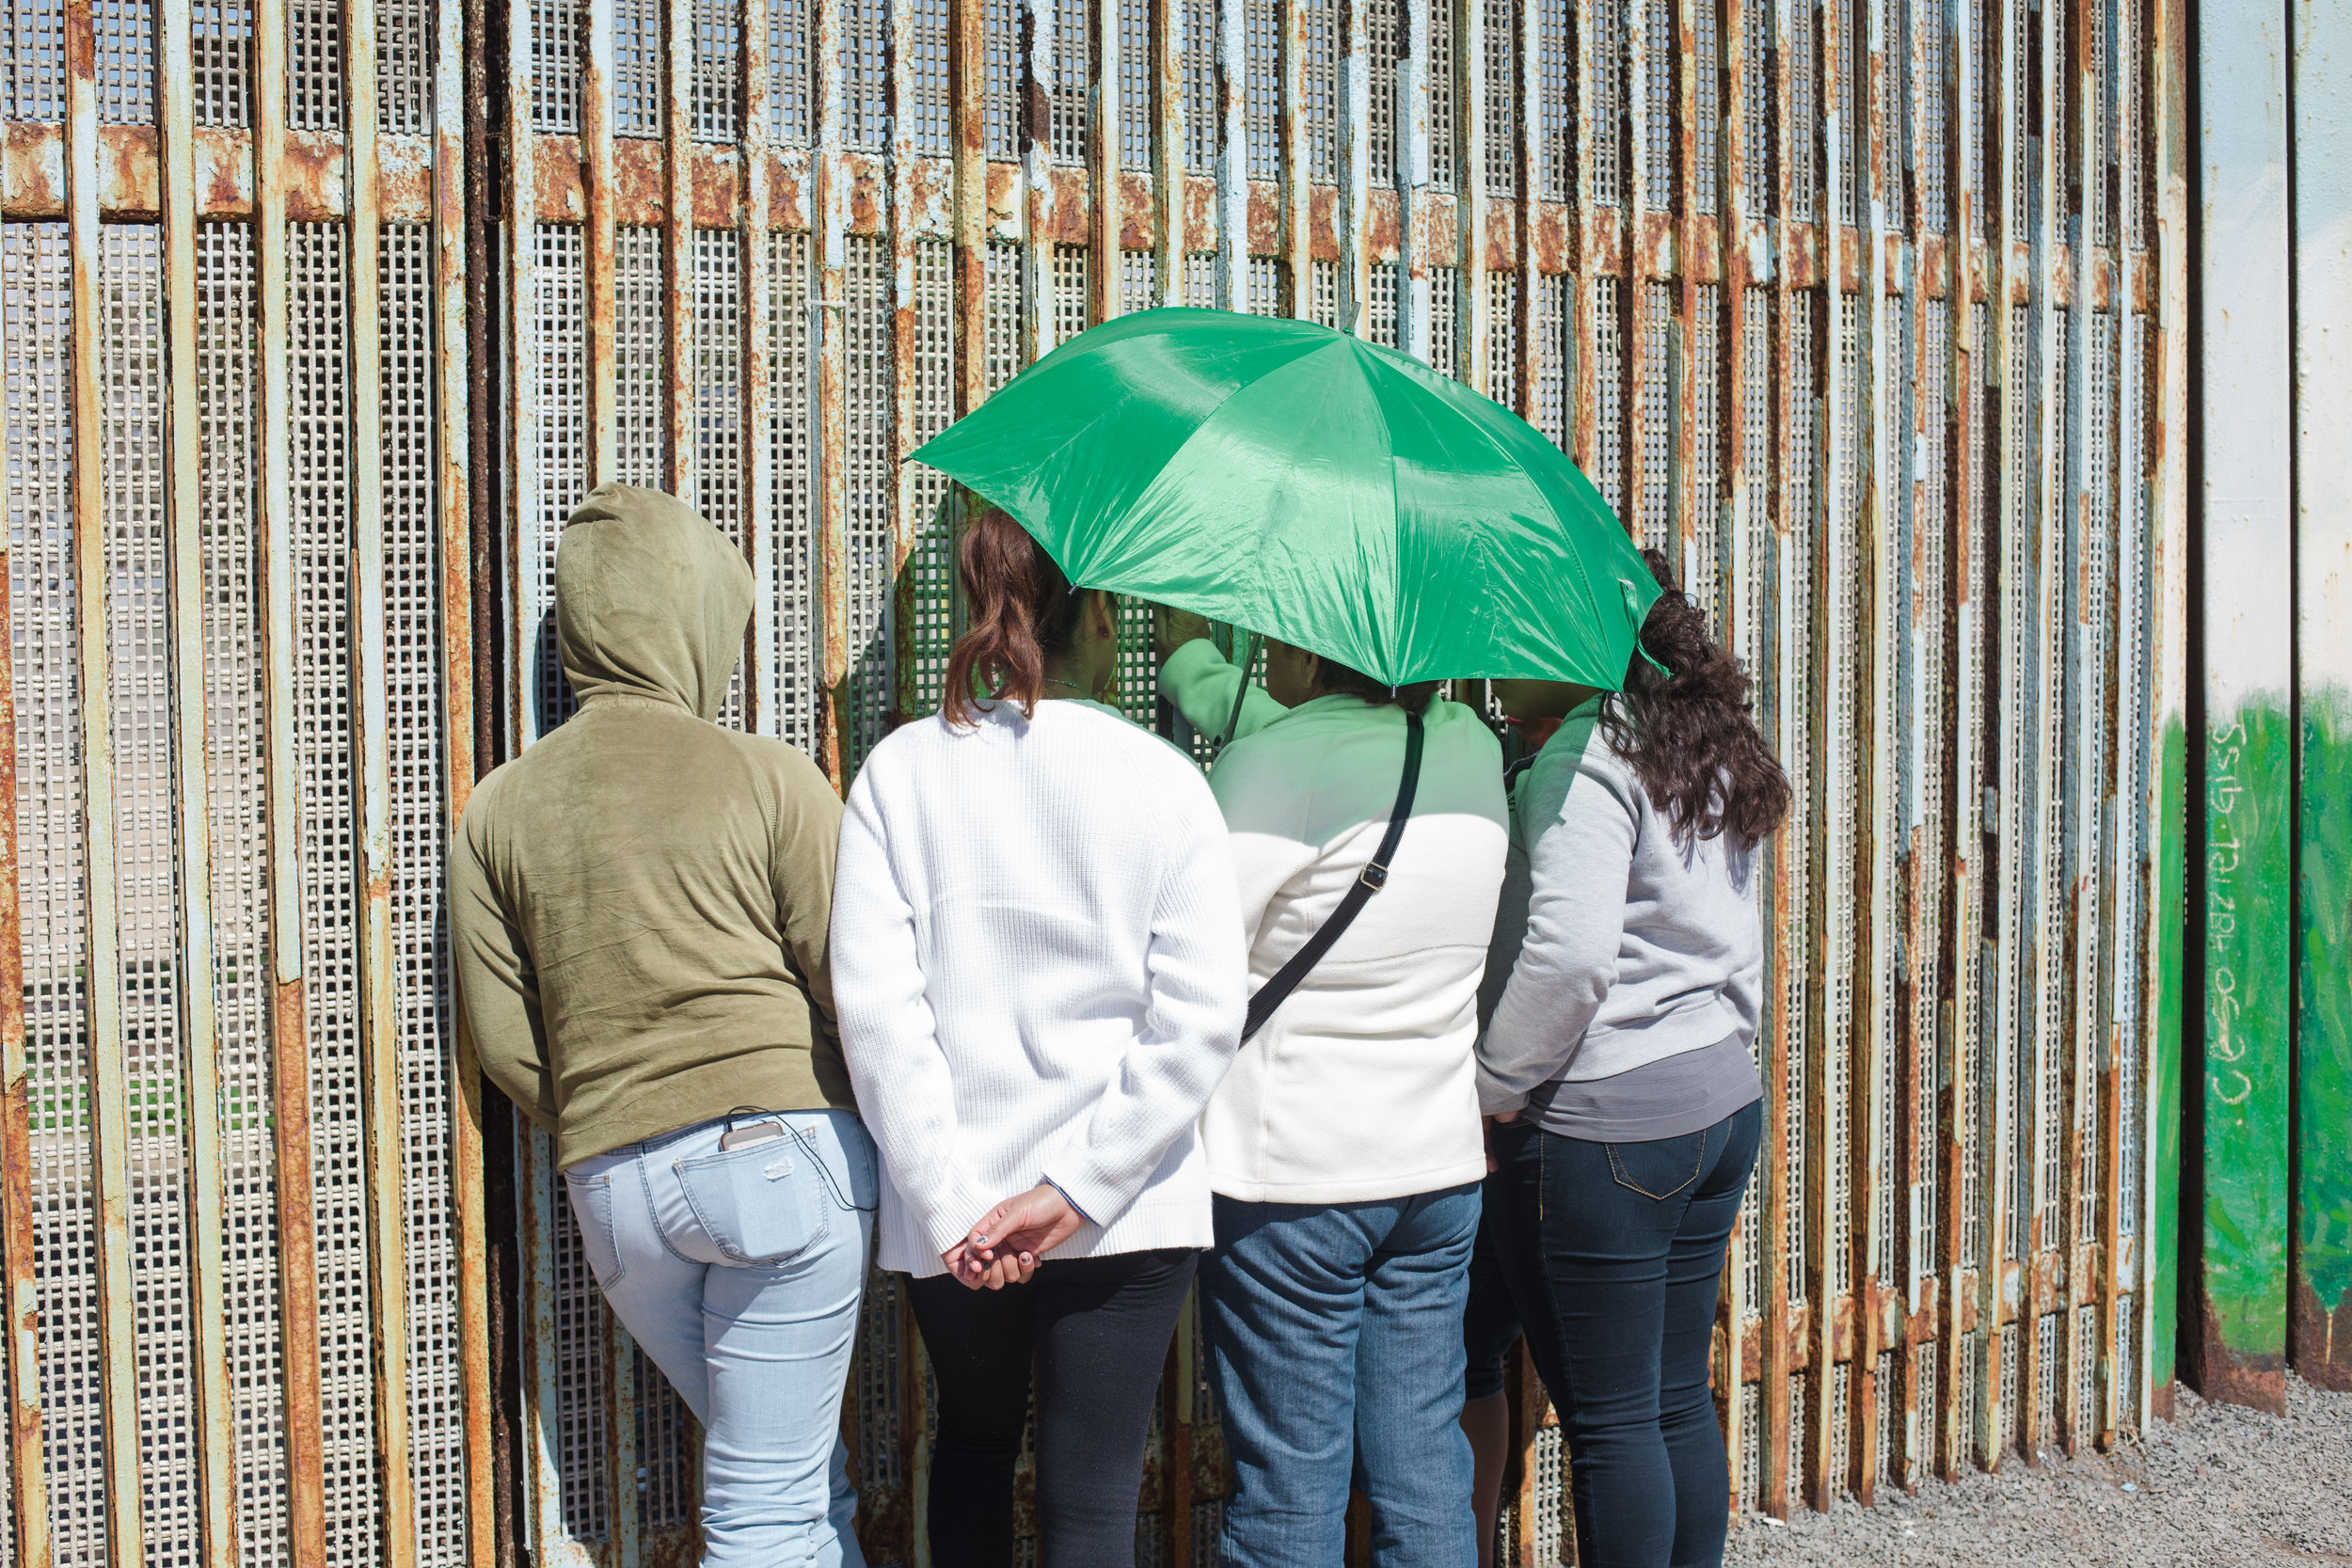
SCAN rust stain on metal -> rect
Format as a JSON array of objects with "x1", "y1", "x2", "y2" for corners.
[
  {"x1": 608, "y1": 137, "x2": 664, "y2": 224},
  {"x1": 1247, "y1": 182, "x2": 1279, "y2": 256},
  {"x1": 97, "y1": 123, "x2": 160, "y2": 216},
  {"x1": 377, "y1": 133, "x2": 437, "y2": 220},
  {"x1": 199, "y1": 126, "x2": 249, "y2": 214},
  {"x1": 1117, "y1": 171, "x2": 1155, "y2": 250},
  {"x1": 1308, "y1": 185, "x2": 1340, "y2": 261},
  {"x1": 1183, "y1": 174, "x2": 1216, "y2": 252},
  {"x1": 692, "y1": 145, "x2": 743, "y2": 229},
  {"x1": 282, "y1": 132, "x2": 347, "y2": 220},
  {"x1": 3, "y1": 121, "x2": 62, "y2": 216}
]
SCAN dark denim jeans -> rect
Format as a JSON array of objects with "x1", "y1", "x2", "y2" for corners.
[
  {"x1": 1486, "y1": 1101, "x2": 1762, "y2": 1568},
  {"x1": 1202, "y1": 1185, "x2": 1482, "y2": 1568}
]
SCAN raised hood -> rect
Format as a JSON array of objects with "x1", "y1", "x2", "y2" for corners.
[{"x1": 555, "y1": 483, "x2": 754, "y2": 721}]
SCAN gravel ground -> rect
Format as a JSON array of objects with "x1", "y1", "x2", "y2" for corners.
[{"x1": 1722, "y1": 1373, "x2": 2352, "y2": 1566}]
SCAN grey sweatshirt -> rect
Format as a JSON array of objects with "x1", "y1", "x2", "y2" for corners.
[{"x1": 1475, "y1": 699, "x2": 1763, "y2": 1115}]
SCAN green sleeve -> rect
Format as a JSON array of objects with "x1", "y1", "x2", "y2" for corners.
[
  {"x1": 448, "y1": 785, "x2": 558, "y2": 1132},
  {"x1": 1157, "y1": 637, "x2": 1286, "y2": 743}
]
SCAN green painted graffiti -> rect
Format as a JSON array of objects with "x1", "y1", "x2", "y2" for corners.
[
  {"x1": 2204, "y1": 698, "x2": 2295, "y2": 1361},
  {"x1": 2298, "y1": 689, "x2": 2352, "y2": 1341},
  {"x1": 2153, "y1": 714, "x2": 2185, "y2": 1389}
]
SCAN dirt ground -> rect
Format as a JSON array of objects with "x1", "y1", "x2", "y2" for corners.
[{"x1": 1720, "y1": 1373, "x2": 2352, "y2": 1567}]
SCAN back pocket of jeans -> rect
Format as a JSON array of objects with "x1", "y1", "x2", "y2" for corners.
[
  {"x1": 1604, "y1": 1132, "x2": 1707, "y2": 1202},
  {"x1": 674, "y1": 1138, "x2": 827, "y2": 1265},
  {"x1": 562, "y1": 1170, "x2": 627, "y2": 1288}
]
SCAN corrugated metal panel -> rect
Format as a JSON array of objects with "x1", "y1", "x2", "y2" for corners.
[{"x1": 0, "y1": 0, "x2": 2191, "y2": 1560}]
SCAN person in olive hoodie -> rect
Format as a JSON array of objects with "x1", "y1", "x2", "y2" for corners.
[{"x1": 452, "y1": 484, "x2": 873, "y2": 1568}]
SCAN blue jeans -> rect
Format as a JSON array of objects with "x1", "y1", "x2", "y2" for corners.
[
  {"x1": 564, "y1": 1109, "x2": 877, "y2": 1568},
  {"x1": 1486, "y1": 1101, "x2": 1761, "y2": 1568},
  {"x1": 1202, "y1": 1185, "x2": 1482, "y2": 1568}
]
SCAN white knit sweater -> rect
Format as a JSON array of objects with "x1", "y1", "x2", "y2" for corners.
[
  {"x1": 831, "y1": 697, "x2": 1248, "y2": 1277},
  {"x1": 1160, "y1": 642, "x2": 1509, "y2": 1205}
]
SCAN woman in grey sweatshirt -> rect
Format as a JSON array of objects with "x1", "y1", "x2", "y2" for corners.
[{"x1": 1470, "y1": 549, "x2": 1790, "y2": 1568}]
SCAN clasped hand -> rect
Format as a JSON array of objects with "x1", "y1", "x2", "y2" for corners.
[{"x1": 939, "y1": 1183, "x2": 1087, "y2": 1291}]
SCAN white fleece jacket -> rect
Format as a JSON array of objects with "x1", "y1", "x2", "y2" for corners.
[
  {"x1": 1160, "y1": 641, "x2": 1508, "y2": 1205},
  {"x1": 830, "y1": 697, "x2": 1248, "y2": 1277}
]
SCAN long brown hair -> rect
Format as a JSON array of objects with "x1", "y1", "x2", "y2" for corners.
[
  {"x1": 1598, "y1": 548, "x2": 1790, "y2": 848},
  {"x1": 1309, "y1": 654, "x2": 1441, "y2": 717},
  {"x1": 940, "y1": 500, "x2": 1093, "y2": 726}
]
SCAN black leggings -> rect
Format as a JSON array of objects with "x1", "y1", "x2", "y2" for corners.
[{"x1": 908, "y1": 1248, "x2": 1198, "y2": 1568}]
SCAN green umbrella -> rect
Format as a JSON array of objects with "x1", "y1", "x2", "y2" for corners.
[{"x1": 908, "y1": 306, "x2": 1661, "y2": 689}]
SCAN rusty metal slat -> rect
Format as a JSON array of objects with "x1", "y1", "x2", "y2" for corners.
[
  {"x1": 1458, "y1": 0, "x2": 1485, "y2": 387},
  {"x1": 61, "y1": 0, "x2": 147, "y2": 1559},
  {"x1": 666, "y1": 0, "x2": 697, "y2": 506},
  {"x1": 608, "y1": 1313, "x2": 643, "y2": 1563},
  {"x1": 1396, "y1": 0, "x2": 1431, "y2": 361},
  {"x1": 346, "y1": 0, "x2": 424, "y2": 1550},
  {"x1": 0, "y1": 187, "x2": 52, "y2": 1568},
  {"x1": 890, "y1": 0, "x2": 925, "y2": 752},
  {"x1": 1216, "y1": 0, "x2": 1245, "y2": 308},
  {"x1": 1565, "y1": 0, "x2": 1598, "y2": 490},
  {"x1": 584, "y1": 0, "x2": 621, "y2": 487},
  {"x1": 1339, "y1": 0, "x2": 1370, "y2": 333},
  {"x1": 430, "y1": 0, "x2": 497, "y2": 1534},
  {"x1": 951, "y1": 0, "x2": 989, "y2": 412},
  {"x1": 1019, "y1": 0, "x2": 1053, "y2": 362},
  {"x1": 745, "y1": 0, "x2": 780, "y2": 733},
  {"x1": 815, "y1": 0, "x2": 851, "y2": 777},
  {"x1": 516, "y1": 1119, "x2": 588, "y2": 1566},
  {"x1": 1279, "y1": 0, "x2": 1308, "y2": 318},
  {"x1": 1508, "y1": 0, "x2": 1535, "y2": 416},
  {"x1": 1151, "y1": 0, "x2": 1182, "y2": 306},
  {"x1": 254, "y1": 0, "x2": 333, "y2": 1541},
  {"x1": 153, "y1": 0, "x2": 236, "y2": 1553},
  {"x1": 1089, "y1": 0, "x2": 1117, "y2": 322},
  {"x1": 1860, "y1": 0, "x2": 1900, "y2": 1500},
  {"x1": 505, "y1": 0, "x2": 546, "y2": 752}
]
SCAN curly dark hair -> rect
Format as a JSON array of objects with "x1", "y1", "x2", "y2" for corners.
[{"x1": 1598, "y1": 548, "x2": 1790, "y2": 848}]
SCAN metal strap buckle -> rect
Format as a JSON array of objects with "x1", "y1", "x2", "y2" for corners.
[{"x1": 1359, "y1": 862, "x2": 1390, "y2": 892}]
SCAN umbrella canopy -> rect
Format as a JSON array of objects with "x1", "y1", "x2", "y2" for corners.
[{"x1": 908, "y1": 307, "x2": 1660, "y2": 689}]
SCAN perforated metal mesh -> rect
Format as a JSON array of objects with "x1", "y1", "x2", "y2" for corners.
[
  {"x1": 615, "y1": 226, "x2": 666, "y2": 487},
  {"x1": 843, "y1": 234, "x2": 895, "y2": 774},
  {"x1": 1120, "y1": 0, "x2": 1151, "y2": 168},
  {"x1": 1827, "y1": 293, "x2": 1863, "y2": 1301},
  {"x1": 1184, "y1": 0, "x2": 1217, "y2": 172},
  {"x1": 1788, "y1": 0, "x2": 1818, "y2": 218},
  {"x1": 289, "y1": 0, "x2": 342, "y2": 130},
  {"x1": 1367, "y1": 0, "x2": 1397, "y2": 185},
  {"x1": 1688, "y1": 284, "x2": 1722, "y2": 622},
  {"x1": 1311, "y1": 259, "x2": 1338, "y2": 330},
  {"x1": 983, "y1": 0, "x2": 1017, "y2": 155},
  {"x1": 843, "y1": 0, "x2": 887, "y2": 148},
  {"x1": 377, "y1": 223, "x2": 469, "y2": 1567},
  {"x1": 766, "y1": 231, "x2": 819, "y2": 754},
  {"x1": 192, "y1": 0, "x2": 250, "y2": 127},
  {"x1": 1835, "y1": 0, "x2": 1860, "y2": 225},
  {"x1": 1638, "y1": 280, "x2": 1670, "y2": 553},
  {"x1": 1481, "y1": 0, "x2": 1513, "y2": 197},
  {"x1": 1533, "y1": 0, "x2": 1567, "y2": 200},
  {"x1": 1047, "y1": 0, "x2": 1087, "y2": 161},
  {"x1": 692, "y1": 0, "x2": 739, "y2": 140},
  {"x1": 4, "y1": 219, "x2": 105, "y2": 1568},
  {"x1": 1919, "y1": 6, "x2": 1949, "y2": 230},
  {"x1": 1426, "y1": 0, "x2": 1454, "y2": 192},
  {"x1": 379, "y1": 0, "x2": 430, "y2": 132},
  {"x1": 984, "y1": 238, "x2": 1025, "y2": 390},
  {"x1": 1782, "y1": 292, "x2": 1815, "y2": 1305},
  {"x1": 1642, "y1": 0, "x2": 1670, "y2": 209},
  {"x1": 1591, "y1": 277, "x2": 1623, "y2": 513},
  {"x1": 93, "y1": 0, "x2": 154, "y2": 122},
  {"x1": 93, "y1": 221, "x2": 199, "y2": 1568},
  {"x1": 1691, "y1": 0, "x2": 1719, "y2": 214},
  {"x1": 903, "y1": 238, "x2": 957, "y2": 718},
  {"x1": 1741, "y1": 0, "x2": 1769, "y2": 214},
  {"x1": 1244, "y1": 0, "x2": 1277, "y2": 179},
  {"x1": 530, "y1": 0, "x2": 581, "y2": 130},
  {"x1": 1830, "y1": 1363, "x2": 1851, "y2": 1499},
  {"x1": 1183, "y1": 250, "x2": 1216, "y2": 310},
  {"x1": 1533, "y1": 272, "x2": 1566, "y2": 445},
  {"x1": 693, "y1": 229, "x2": 746, "y2": 727},
  {"x1": 1245, "y1": 255, "x2": 1279, "y2": 318},
  {"x1": 192, "y1": 219, "x2": 291, "y2": 1568},
  {"x1": 1485, "y1": 272, "x2": 1517, "y2": 405},
  {"x1": 529, "y1": 223, "x2": 587, "y2": 736},
  {"x1": 1999, "y1": 1322, "x2": 2020, "y2": 1455},
  {"x1": 1427, "y1": 266, "x2": 1458, "y2": 379},
  {"x1": 1915, "y1": 1343, "x2": 1939, "y2": 1481},
  {"x1": 1589, "y1": 0, "x2": 1623, "y2": 205},
  {"x1": 1120, "y1": 250, "x2": 1158, "y2": 316},
  {"x1": 1916, "y1": 297, "x2": 1950, "y2": 1278},
  {"x1": 4, "y1": 0, "x2": 66, "y2": 118},
  {"x1": 771, "y1": 0, "x2": 810, "y2": 142},
  {"x1": 1302, "y1": 0, "x2": 1338, "y2": 182},
  {"x1": 2034, "y1": 1310, "x2": 2057, "y2": 1449},
  {"x1": 612, "y1": 0, "x2": 660, "y2": 135}
]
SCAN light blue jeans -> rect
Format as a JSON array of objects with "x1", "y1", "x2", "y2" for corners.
[{"x1": 564, "y1": 1109, "x2": 877, "y2": 1568}]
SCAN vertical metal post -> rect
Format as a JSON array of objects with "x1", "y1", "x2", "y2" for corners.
[
  {"x1": 1341, "y1": 0, "x2": 1373, "y2": 333},
  {"x1": 1216, "y1": 0, "x2": 1247, "y2": 307},
  {"x1": 155, "y1": 0, "x2": 235, "y2": 1549},
  {"x1": 1399, "y1": 0, "x2": 1432, "y2": 362},
  {"x1": 1458, "y1": 0, "x2": 1485, "y2": 382},
  {"x1": 61, "y1": 2, "x2": 145, "y2": 1559},
  {"x1": 747, "y1": 0, "x2": 780, "y2": 731},
  {"x1": 816, "y1": 0, "x2": 852, "y2": 776},
  {"x1": 668, "y1": 0, "x2": 699, "y2": 506},
  {"x1": 584, "y1": 0, "x2": 620, "y2": 487}
]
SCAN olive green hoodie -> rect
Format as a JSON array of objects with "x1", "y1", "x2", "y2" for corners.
[{"x1": 452, "y1": 484, "x2": 852, "y2": 1166}]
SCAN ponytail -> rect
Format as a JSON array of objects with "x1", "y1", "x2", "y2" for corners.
[
  {"x1": 941, "y1": 499, "x2": 1090, "y2": 726},
  {"x1": 1598, "y1": 548, "x2": 1790, "y2": 848}
]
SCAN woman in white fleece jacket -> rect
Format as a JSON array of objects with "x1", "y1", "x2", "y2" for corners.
[
  {"x1": 1155, "y1": 611, "x2": 1507, "y2": 1568},
  {"x1": 832, "y1": 505, "x2": 1245, "y2": 1568}
]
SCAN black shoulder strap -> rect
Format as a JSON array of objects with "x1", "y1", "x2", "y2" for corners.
[{"x1": 1241, "y1": 709, "x2": 1425, "y2": 1041}]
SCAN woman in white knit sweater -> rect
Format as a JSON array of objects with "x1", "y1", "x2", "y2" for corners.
[
  {"x1": 1155, "y1": 612, "x2": 1507, "y2": 1568},
  {"x1": 831, "y1": 505, "x2": 1246, "y2": 1568}
]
